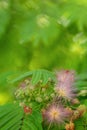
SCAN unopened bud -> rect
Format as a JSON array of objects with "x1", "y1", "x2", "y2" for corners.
[
  {"x1": 78, "y1": 90, "x2": 87, "y2": 96},
  {"x1": 19, "y1": 102, "x2": 25, "y2": 107},
  {"x1": 71, "y1": 98, "x2": 80, "y2": 105},
  {"x1": 35, "y1": 97, "x2": 42, "y2": 103},
  {"x1": 77, "y1": 105, "x2": 87, "y2": 116},
  {"x1": 42, "y1": 88, "x2": 46, "y2": 92},
  {"x1": 72, "y1": 110, "x2": 79, "y2": 120},
  {"x1": 65, "y1": 122, "x2": 75, "y2": 130},
  {"x1": 24, "y1": 106, "x2": 32, "y2": 114},
  {"x1": 66, "y1": 107, "x2": 73, "y2": 116},
  {"x1": 51, "y1": 93, "x2": 55, "y2": 98},
  {"x1": 25, "y1": 79, "x2": 30, "y2": 84},
  {"x1": 45, "y1": 96, "x2": 49, "y2": 100}
]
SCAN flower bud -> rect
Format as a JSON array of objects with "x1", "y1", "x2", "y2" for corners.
[
  {"x1": 77, "y1": 105, "x2": 87, "y2": 117},
  {"x1": 71, "y1": 98, "x2": 80, "y2": 105},
  {"x1": 65, "y1": 122, "x2": 75, "y2": 130},
  {"x1": 35, "y1": 97, "x2": 42, "y2": 103},
  {"x1": 24, "y1": 106, "x2": 32, "y2": 114},
  {"x1": 42, "y1": 88, "x2": 46, "y2": 92}
]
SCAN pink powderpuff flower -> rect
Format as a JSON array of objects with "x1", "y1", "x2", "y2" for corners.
[
  {"x1": 55, "y1": 70, "x2": 76, "y2": 100},
  {"x1": 43, "y1": 104, "x2": 69, "y2": 124},
  {"x1": 55, "y1": 82, "x2": 76, "y2": 100},
  {"x1": 56, "y1": 70, "x2": 75, "y2": 85}
]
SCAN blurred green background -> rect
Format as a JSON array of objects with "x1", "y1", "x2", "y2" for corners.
[{"x1": 0, "y1": 0, "x2": 87, "y2": 104}]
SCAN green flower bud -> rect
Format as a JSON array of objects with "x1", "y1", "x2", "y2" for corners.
[{"x1": 35, "y1": 97, "x2": 42, "y2": 103}]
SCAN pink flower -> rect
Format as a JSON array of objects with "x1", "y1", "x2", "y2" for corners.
[
  {"x1": 55, "y1": 70, "x2": 76, "y2": 100},
  {"x1": 55, "y1": 83, "x2": 76, "y2": 100},
  {"x1": 43, "y1": 104, "x2": 68, "y2": 124},
  {"x1": 56, "y1": 70, "x2": 75, "y2": 84}
]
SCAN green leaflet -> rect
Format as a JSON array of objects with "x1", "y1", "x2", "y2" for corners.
[
  {"x1": 0, "y1": 103, "x2": 43, "y2": 130},
  {"x1": 29, "y1": 111, "x2": 43, "y2": 130},
  {"x1": 78, "y1": 73, "x2": 87, "y2": 80},
  {"x1": 0, "y1": 103, "x2": 23, "y2": 130},
  {"x1": 75, "y1": 81, "x2": 87, "y2": 88},
  {"x1": 75, "y1": 118, "x2": 87, "y2": 130},
  {"x1": 31, "y1": 70, "x2": 42, "y2": 85},
  {"x1": 22, "y1": 120, "x2": 38, "y2": 130},
  {"x1": 11, "y1": 71, "x2": 33, "y2": 83},
  {"x1": 11, "y1": 69, "x2": 55, "y2": 85},
  {"x1": 21, "y1": 110, "x2": 43, "y2": 130},
  {"x1": 75, "y1": 73, "x2": 87, "y2": 91}
]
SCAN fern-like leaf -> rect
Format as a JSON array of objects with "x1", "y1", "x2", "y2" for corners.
[
  {"x1": 0, "y1": 103, "x2": 43, "y2": 130},
  {"x1": 0, "y1": 103, "x2": 23, "y2": 130},
  {"x1": 75, "y1": 73, "x2": 87, "y2": 90},
  {"x1": 11, "y1": 69, "x2": 56, "y2": 85}
]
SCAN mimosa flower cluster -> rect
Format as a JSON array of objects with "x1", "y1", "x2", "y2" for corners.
[
  {"x1": 42, "y1": 70, "x2": 77, "y2": 126},
  {"x1": 15, "y1": 70, "x2": 87, "y2": 130}
]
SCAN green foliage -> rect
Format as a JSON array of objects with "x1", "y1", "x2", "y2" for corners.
[
  {"x1": 22, "y1": 111, "x2": 43, "y2": 130},
  {"x1": 0, "y1": 69, "x2": 87, "y2": 130},
  {"x1": 0, "y1": 0, "x2": 87, "y2": 128},
  {"x1": 10, "y1": 69, "x2": 87, "y2": 93},
  {"x1": 0, "y1": 0, "x2": 87, "y2": 71},
  {"x1": 11, "y1": 69, "x2": 56, "y2": 85},
  {"x1": 75, "y1": 115, "x2": 87, "y2": 130},
  {"x1": 0, "y1": 103, "x2": 43, "y2": 130},
  {"x1": 0, "y1": 103, "x2": 23, "y2": 130},
  {"x1": 0, "y1": 68, "x2": 87, "y2": 92},
  {"x1": 0, "y1": 0, "x2": 10, "y2": 39},
  {"x1": 74, "y1": 72, "x2": 87, "y2": 98}
]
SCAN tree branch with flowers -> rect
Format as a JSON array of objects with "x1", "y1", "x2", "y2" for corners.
[{"x1": 0, "y1": 69, "x2": 87, "y2": 130}]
